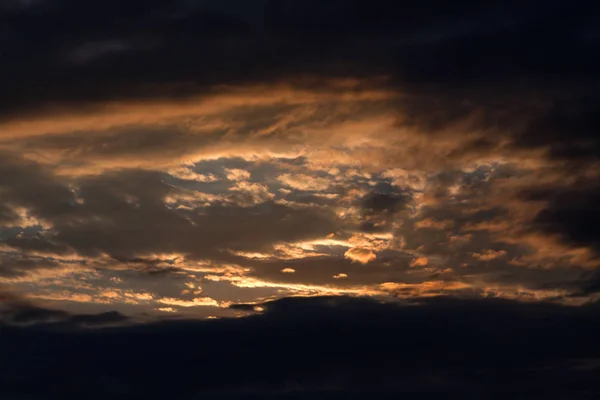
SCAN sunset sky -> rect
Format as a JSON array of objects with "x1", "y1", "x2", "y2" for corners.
[{"x1": 1, "y1": 0, "x2": 600, "y2": 398}]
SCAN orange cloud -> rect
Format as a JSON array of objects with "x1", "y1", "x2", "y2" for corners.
[
  {"x1": 156, "y1": 307, "x2": 177, "y2": 313},
  {"x1": 28, "y1": 292, "x2": 93, "y2": 303},
  {"x1": 225, "y1": 168, "x2": 251, "y2": 181},
  {"x1": 410, "y1": 257, "x2": 429, "y2": 268},
  {"x1": 414, "y1": 218, "x2": 453, "y2": 230},
  {"x1": 472, "y1": 250, "x2": 507, "y2": 261},
  {"x1": 344, "y1": 247, "x2": 377, "y2": 264},
  {"x1": 157, "y1": 297, "x2": 221, "y2": 308},
  {"x1": 0, "y1": 83, "x2": 395, "y2": 139},
  {"x1": 277, "y1": 173, "x2": 331, "y2": 191},
  {"x1": 166, "y1": 165, "x2": 219, "y2": 182}
]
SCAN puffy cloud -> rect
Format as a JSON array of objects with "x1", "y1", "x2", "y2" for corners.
[
  {"x1": 166, "y1": 165, "x2": 219, "y2": 182},
  {"x1": 344, "y1": 247, "x2": 377, "y2": 264},
  {"x1": 472, "y1": 250, "x2": 507, "y2": 261},
  {"x1": 381, "y1": 168, "x2": 426, "y2": 191},
  {"x1": 414, "y1": 218, "x2": 453, "y2": 230},
  {"x1": 184, "y1": 282, "x2": 196, "y2": 289},
  {"x1": 225, "y1": 168, "x2": 251, "y2": 181},
  {"x1": 410, "y1": 257, "x2": 429, "y2": 268},
  {"x1": 156, "y1": 307, "x2": 177, "y2": 313},
  {"x1": 228, "y1": 181, "x2": 275, "y2": 205},
  {"x1": 277, "y1": 173, "x2": 331, "y2": 191}
]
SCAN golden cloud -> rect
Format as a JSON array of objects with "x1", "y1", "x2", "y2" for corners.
[
  {"x1": 344, "y1": 247, "x2": 377, "y2": 264},
  {"x1": 410, "y1": 257, "x2": 429, "y2": 268},
  {"x1": 157, "y1": 297, "x2": 221, "y2": 308}
]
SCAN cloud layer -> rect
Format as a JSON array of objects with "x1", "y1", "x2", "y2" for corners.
[
  {"x1": 3, "y1": 296, "x2": 600, "y2": 398},
  {"x1": 1, "y1": 1, "x2": 600, "y2": 396}
]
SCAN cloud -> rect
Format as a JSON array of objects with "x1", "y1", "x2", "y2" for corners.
[
  {"x1": 0, "y1": 288, "x2": 129, "y2": 327},
  {"x1": 156, "y1": 307, "x2": 177, "y2": 313},
  {"x1": 3, "y1": 295, "x2": 600, "y2": 397},
  {"x1": 410, "y1": 257, "x2": 429, "y2": 268},
  {"x1": 166, "y1": 165, "x2": 219, "y2": 182},
  {"x1": 1, "y1": 0, "x2": 600, "y2": 359},
  {"x1": 157, "y1": 296, "x2": 221, "y2": 308},
  {"x1": 228, "y1": 181, "x2": 275, "y2": 205},
  {"x1": 414, "y1": 218, "x2": 453, "y2": 230},
  {"x1": 472, "y1": 249, "x2": 507, "y2": 261},
  {"x1": 277, "y1": 173, "x2": 331, "y2": 191},
  {"x1": 381, "y1": 168, "x2": 426, "y2": 191},
  {"x1": 2, "y1": 143, "x2": 599, "y2": 309},
  {"x1": 225, "y1": 168, "x2": 251, "y2": 181},
  {"x1": 361, "y1": 190, "x2": 411, "y2": 215},
  {"x1": 520, "y1": 181, "x2": 600, "y2": 254},
  {"x1": 0, "y1": 164, "x2": 340, "y2": 264},
  {"x1": 344, "y1": 247, "x2": 376, "y2": 264}
]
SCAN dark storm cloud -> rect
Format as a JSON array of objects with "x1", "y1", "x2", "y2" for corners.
[
  {"x1": 0, "y1": 288, "x2": 129, "y2": 327},
  {"x1": 0, "y1": 0, "x2": 353, "y2": 118},
  {"x1": 4, "y1": 306, "x2": 127, "y2": 327},
  {"x1": 2, "y1": 233, "x2": 72, "y2": 257},
  {"x1": 514, "y1": 96, "x2": 600, "y2": 161},
  {"x1": 2, "y1": 296, "x2": 600, "y2": 398},
  {"x1": 0, "y1": 151, "x2": 75, "y2": 219},
  {"x1": 0, "y1": 251, "x2": 71, "y2": 278},
  {"x1": 63, "y1": 311, "x2": 129, "y2": 327},
  {"x1": 0, "y1": 204, "x2": 19, "y2": 226},
  {"x1": 361, "y1": 188, "x2": 411, "y2": 216},
  {"x1": 359, "y1": 185, "x2": 413, "y2": 233},
  {"x1": 572, "y1": 270, "x2": 600, "y2": 296},
  {"x1": 521, "y1": 181, "x2": 600, "y2": 254},
  {"x1": 1, "y1": 0, "x2": 598, "y2": 120},
  {"x1": 2, "y1": 2, "x2": 600, "y2": 396},
  {"x1": 0, "y1": 2, "x2": 250, "y2": 119}
]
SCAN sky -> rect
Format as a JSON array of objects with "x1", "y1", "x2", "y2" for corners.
[{"x1": 1, "y1": 0, "x2": 600, "y2": 398}]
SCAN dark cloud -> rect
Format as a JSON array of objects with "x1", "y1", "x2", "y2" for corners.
[
  {"x1": 2, "y1": 296, "x2": 600, "y2": 398},
  {"x1": 5, "y1": 307, "x2": 127, "y2": 328},
  {"x1": 516, "y1": 96, "x2": 600, "y2": 155},
  {"x1": 573, "y1": 271, "x2": 600, "y2": 296},
  {"x1": 240, "y1": 254, "x2": 415, "y2": 288},
  {"x1": 63, "y1": 311, "x2": 129, "y2": 327},
  {"x1": 1, "y1": 2, "x2": 600, "y2": 397},
  {"x1": 3, "y1": 305, "x2": 68, "y2": 324},
  {"x1": 0, "y1": 289, "x2": 129, "y2": 327},
  {"x1": 361, "y1": 189, "x2": 411, "y2": 216},
  {"x1": 0, "y1": 157, "x2": 340, "y2": 267},
  {"x1": 0, "y1": 252, "x2": 66, "y2": 278},
  {"x1": 359, "y1": 186, "x2": 412, "y2": 233},
  {"x1": 0, "y1": 152, "x2": 75, "y2": 219},
  {"x1": 13, "y1": 124, "x2": 225, "y2": 161},
  {"x1": 53, "y1": 171, "x2": 338, "y2": 259},
  {"x1": 0, "y1": 204, "x2": 19, "y2": 226},
  {"x1": 1, "y1": 0, "x2": 256, "y2": 118},
  {"x1": 522, "y1": 182, "x2": 600, "y2": 254},
  {"x1": 1, "y1": 0, "x2": 598, "y2": 121}
]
